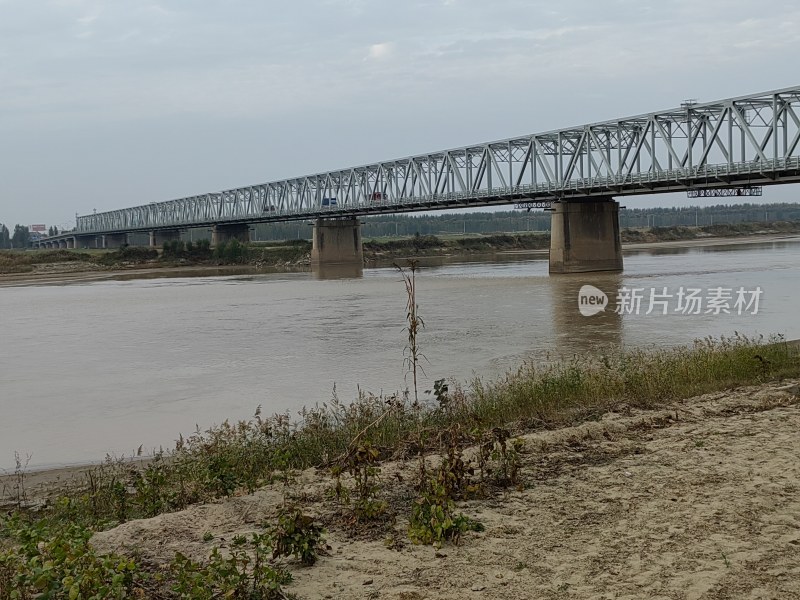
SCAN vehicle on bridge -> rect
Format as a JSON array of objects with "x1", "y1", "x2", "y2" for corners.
[
  {"x1": 322, "y1": 197, "x2": 338, "y2": 207},
  {"x1": 369, "y1": 192, "x2": 388, "y2": 203}
]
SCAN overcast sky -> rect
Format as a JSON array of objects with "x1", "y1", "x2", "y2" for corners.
[{"x1": 1, "y1": 0, "x2": 799, "y2": 229}]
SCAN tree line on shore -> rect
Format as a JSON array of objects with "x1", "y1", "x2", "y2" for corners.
[
  {"x1": 0, "y1": 223, "x2": 29, "y2": 249},
  {"x1": 241, "y1": 201, "x2": 800, "y2": 241}
]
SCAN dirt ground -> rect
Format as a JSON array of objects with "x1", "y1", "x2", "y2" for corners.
[{"x1": 86, "y1": 380, "x2": 800, "y2": 600}]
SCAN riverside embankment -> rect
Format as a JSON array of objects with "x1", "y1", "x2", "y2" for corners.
[
  {"x1": 3, "y1": 221, "x2": 800, "y2": 285},
  {"x1": 2, "y1": 339, "x2": 799, "y2": 599}
]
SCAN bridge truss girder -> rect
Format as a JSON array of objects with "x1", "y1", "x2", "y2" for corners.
[{"x1": 77, "y1": 86, "x2": 800, "y2": 235}]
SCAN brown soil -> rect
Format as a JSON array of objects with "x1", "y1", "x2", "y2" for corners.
[{"x1": 85, "y1": 380, "x2": 800, "y2": 600}]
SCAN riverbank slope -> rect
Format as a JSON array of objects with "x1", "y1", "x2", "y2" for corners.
[{"x1": 92, "y1": 378, "x2": 800, "y2": 599}]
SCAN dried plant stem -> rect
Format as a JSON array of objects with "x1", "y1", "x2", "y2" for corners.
[{"x1": 396, "y1": 260, "x2": 425, "y2": 405}]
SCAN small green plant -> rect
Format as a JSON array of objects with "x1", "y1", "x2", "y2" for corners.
[
  {"x1": 132, "y1": 452, "x2": 173, "y2": 517},
  {"x1": 480, "y1": 428, "x2": 524, "y2": 488},
  {"x1": 328, "y1": 464, "x2": 350, "y2": 505},
  {"x1": 271, "y1": 506, "x2": 324, "y2": 566},
  {"x1": 0, "y1": 518, "x2": 142, "y2": 600},
  {"x1": 429, "y1": 378, "x2": 449, "y2": 408},
  {"x1": 171, "y1": 532, "x2": 291, "y2": 600},
  {"x1": 202, "y1": 531, "x2": 214, "y2": 542},
  {"x1": 408, "y1": 476, "x2": 483, "y2": 547},
  {"x1": 344, "y1": 442, "x2": 388, "y2": 522},
  {"x1": 408, "y1": 427, "x2": 483, "y2": 547}
]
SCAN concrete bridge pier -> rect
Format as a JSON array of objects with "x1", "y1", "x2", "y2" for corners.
[
  {"x1": 103, "y1": 233, "x2": 128, "y2": 249},
  {"x1": 58, "y1": 240, "x2": 67, "y2": 249},
  {"x1": 149, "y1": 229, "x2": 182, "y2": 247},
  {"x1": 66, "y1": 238, "x2": 75, "y2": 249},
  {"x1": 211, "y1": 224, "x2": 250, "y2": 246},
  {"x1": 310, "y1": 218, "x2": 363, "y2": 271},
  {"x1": 549, "y1": 198, "x2": 623, "y2": 274}
]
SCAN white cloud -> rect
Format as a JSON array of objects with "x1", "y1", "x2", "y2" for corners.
[{"x1": 367, "y1": 42, "x2": 393, "y2": 60}]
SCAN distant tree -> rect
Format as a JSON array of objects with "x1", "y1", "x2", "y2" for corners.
[
  {"x1": 11, "y1": 225, "x2": 30, "y2": 249},
  {"x1": 48, "y1": 226, "x2": 54, "y2": 236},
  {"x1": 0, "y1": 224, "x2": 10, "y2": 249},
  {"x1": 53, "y1": 226, "x2": 59, "y2": 236}
]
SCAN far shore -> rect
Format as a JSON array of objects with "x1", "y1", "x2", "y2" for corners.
[{"x1": 1, "y1": 230, "x2": 798, "y2": 288}]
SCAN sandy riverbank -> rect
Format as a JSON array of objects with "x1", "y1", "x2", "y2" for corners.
[
  {"x1": 4, "y1": 379, "x2": 800, "y2": 599},
  {"x1": 0, "y1": 264, "x2": 291, "y2": 287},
  {"x1": 84, "y1": 379, "x2": 798, "y2": 599}
]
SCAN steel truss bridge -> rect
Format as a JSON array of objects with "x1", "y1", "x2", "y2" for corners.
[{"x1": 76, "y1": 86, "x2": 800, "y2": 236}]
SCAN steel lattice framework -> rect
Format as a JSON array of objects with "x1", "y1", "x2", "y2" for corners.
[{"x1": 76, "y1": 86, "x2": 800, "y2": 235}]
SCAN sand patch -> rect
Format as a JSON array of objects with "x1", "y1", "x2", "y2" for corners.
[{"x1": 85, "y1": 380, "x2": 800, "y2": 599}]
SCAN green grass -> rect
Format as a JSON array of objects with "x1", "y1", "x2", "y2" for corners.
[{"x1": 8, "y1": 333, "x2": 792, "y2": 534}]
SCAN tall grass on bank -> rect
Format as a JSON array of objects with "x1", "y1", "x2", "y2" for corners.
[{"x1": 9, "y1": 334, "x2": 795, "y2": 531}]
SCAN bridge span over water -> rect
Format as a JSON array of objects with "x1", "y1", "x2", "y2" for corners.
[{"x1": 41, "y1": 86, "x2": 800, "y2": 273}]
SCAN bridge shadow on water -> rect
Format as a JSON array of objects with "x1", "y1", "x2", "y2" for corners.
[
  {"x1": 549, "y1": 272, "x2": 624, "y2": 356},
  {"x1": 312, "y1": 263, "x2": 364, "y2": 280}
]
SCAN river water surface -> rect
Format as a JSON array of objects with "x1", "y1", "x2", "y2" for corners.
[{"x1": 2, "y1": 237, "x2": 799, "y2": 470}]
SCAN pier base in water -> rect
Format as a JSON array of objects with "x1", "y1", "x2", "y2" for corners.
[{"x1": 549, "y1": 199, "x2": 623, "y2": 274}]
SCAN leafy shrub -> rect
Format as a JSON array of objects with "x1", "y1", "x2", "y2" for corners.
[
  {"x1": 171, "y1": 533, "x2": 291, "y2": 600},
  {"x1": 476, "y1": 428, "x2": 524, "y2": 488},
  {"x1": 0, "y1": 517, "x2": 141, "y2": 600},
  {"x1": 271, "y1": 507, "x2": 324, "y2": 566},
  {"x1": 162, "y1": 239, "x2": 186, "y2": 258},
  {"x1": 408, "y1": 479, "x2": 482, "y2": 547},
  {"x1": 344, "y1": 442, "x2": 388, "y2": 522},
  {"x1": 214, "y1": 239, "x2": 249, "y2": 263}
]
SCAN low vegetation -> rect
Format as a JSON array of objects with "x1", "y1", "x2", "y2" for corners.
[
  {"x1": 621, "y1": 220, "x2": 800, "y2": 243},
  {"x1": 2, "y1": 331, "x2": 798, "y2": 597},
  {"x1": 0, "y1": 250, "x2": 96, "y2": 274},
  {"x1": 0, "y1": 239, "x2": 313, "y2": 275}
]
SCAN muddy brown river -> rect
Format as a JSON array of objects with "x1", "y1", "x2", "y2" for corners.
[{"x1": 2, "y1": 237, "x2": 799, "y2": 470}]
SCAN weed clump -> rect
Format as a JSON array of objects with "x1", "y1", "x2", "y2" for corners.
[{"x1": 171, "y1": 533, "x2": 291, "y2": 600}]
